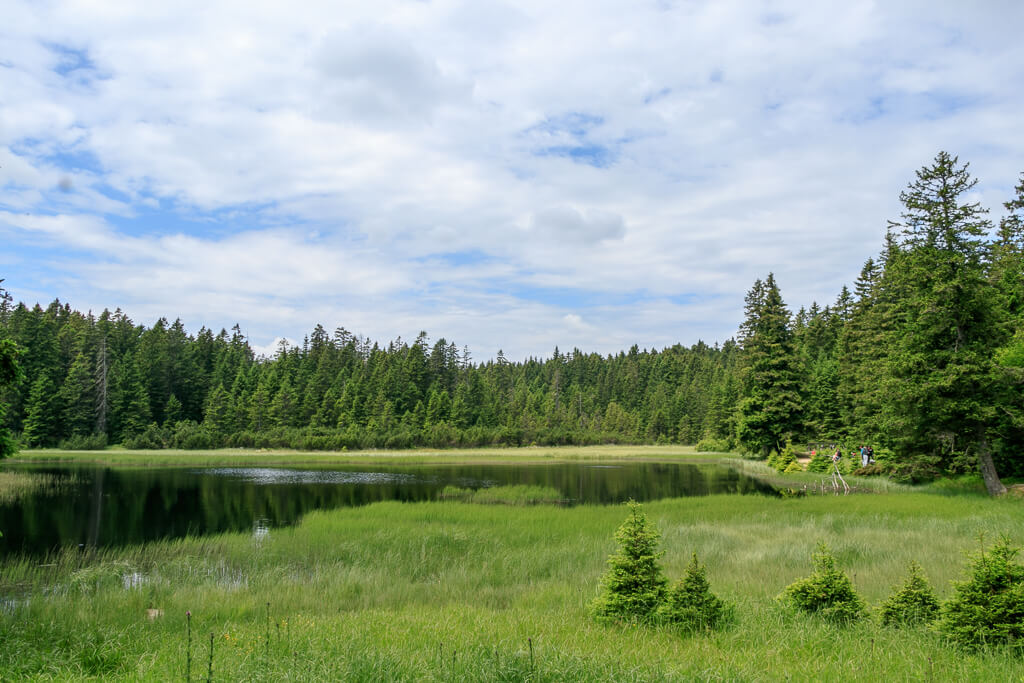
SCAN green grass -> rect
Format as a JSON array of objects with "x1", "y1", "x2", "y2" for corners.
[
  {"x1": 438, "y1": 484, "x2": 566, "y2": 505},
  {"x1": 3, "y1": 485, "x2": 1024, "y2": 680},
  {"x1": 7, "y1": 444, "x2": 717, "y2": 467},
  {"x1": 0, "y1": 470, "x2": 79, "y2": 504}
]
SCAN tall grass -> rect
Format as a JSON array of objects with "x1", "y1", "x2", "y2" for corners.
[
  {"x1": 0, "y1": 470, "x2": 79, "y2": 504},
  {"x1": 438, "y1": 484, "x2": 566, "y2": 505},
  {"x1": 9, "y1": 444, "x2": 718, "y2": 467},
  {"x1": 2, "y1": 492, "x2": 1023, "y2": 679}
]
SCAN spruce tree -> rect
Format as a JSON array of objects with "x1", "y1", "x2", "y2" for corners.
[
  {"x1": 882, "y1": 152, "x2": 1006, "y2": 494},
  {"x1": 656, "y1": 552, "x2": 729, "y2": 631},
  {"x1": 60, "y1": 351, "x2": 96, "y2": 436},
  {"x1": 737, "y1": 274, "x2": 803, "y2": 457},
  {"x1": 592, "y1": 501, "x2": 668, "y2": 622},
  {"x1": 22, "y1": 374, "x2": 60, "y2": 447},
  {"x1": 0, "y1": 333, "x2": 24, "y2": 458}
]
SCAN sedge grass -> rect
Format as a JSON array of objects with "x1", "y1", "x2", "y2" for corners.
[
  {"x1": 2, "y1": 490, "x2": 1024, "y2": 679},
  {"x1": 0, "y1": 470, "x2": 79, "y2": 504},
  {"x1": 9, "y1": 444, "x2": 719, "y2": 467},
  {"x1": 438, "y1": 484, "x2": 566, "y2": 505}
]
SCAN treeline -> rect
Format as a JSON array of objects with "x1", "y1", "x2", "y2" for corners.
[
  {"x1": 0, "y1": 299, "x2": 743, "y2": 452},
  {"x1": 1, "y1": 152, "x2": 1022, "y2": 491},
  {"x1": 734, "y1": 152, "x2": 1024, "y2": 492}
]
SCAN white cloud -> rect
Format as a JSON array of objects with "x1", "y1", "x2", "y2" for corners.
[{"x1": 2, "y1": 0, "x2": 1024, "y2": 360}]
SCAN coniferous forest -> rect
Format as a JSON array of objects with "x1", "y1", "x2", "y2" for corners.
[{"x1": 2, "y1": 153, "x2": 1023, "y2": 492}]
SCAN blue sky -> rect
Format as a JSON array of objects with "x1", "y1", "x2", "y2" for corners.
[{"x1": 2, "y1": 0, "x2": 1023, "y2": 359}]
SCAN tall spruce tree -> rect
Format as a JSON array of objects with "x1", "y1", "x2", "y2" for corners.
[
  {"x1": 0, "y1": 288, "x2": 24, "y2": 457},
  {"x1": 59, "y1": 351, "x2": 96, "y2": 436},
  {"x1": 883, "y1": 152, "x2": 1006, "y2": 494},
  {"x1": 736, "y1": 273, "x2": 803, "y2": 457}
]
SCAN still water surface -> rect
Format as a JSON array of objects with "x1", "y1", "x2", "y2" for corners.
[{"x1": 0, "y1": 461, "x2": 775, "y2": 555}]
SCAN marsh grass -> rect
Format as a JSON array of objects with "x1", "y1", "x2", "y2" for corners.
[
  {"x1": 2, "y1": 488, "x2": 1024, "y2": 679},
  {"x1": 10, "y1": 444, "x2": 717, "y2": 467},
  {"x1": 0, "y1": 470, "x2": 78, "y2": 504},
  {"x1": 438, "y1": 484, "x2": 566, "y2": 505}
]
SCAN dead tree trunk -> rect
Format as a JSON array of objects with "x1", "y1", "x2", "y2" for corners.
[{"x1": 977, "y1": 431, "x2": 1007, "y2": 497}]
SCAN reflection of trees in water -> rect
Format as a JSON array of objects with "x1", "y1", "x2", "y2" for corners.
[{"x1": 0, "y1": 463, "x2": 775, "y2": 555}]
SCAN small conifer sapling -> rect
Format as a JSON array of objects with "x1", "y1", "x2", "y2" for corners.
[
  {"x1": 937, "y1": 536, "x2": 1024, "y2": 649},
  {"x1": 592, "y1": 501, "x2": 667, "y2": 623},
  {"x1": 879, "y1": 561, "x2": 939, "y2": 626},
  {"x1": 780, "y1": 542, "x2": 865, "y2": 622},
  {"x1": 657, "y1": 552, "x2": 730, "y2": 631}
]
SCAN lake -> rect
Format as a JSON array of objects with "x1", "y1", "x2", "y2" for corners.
[{"x1": 0, "y1": 461, "x2": 776, "y2": 555}]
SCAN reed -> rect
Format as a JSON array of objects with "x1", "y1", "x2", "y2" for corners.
[{"x1": 1, "y1": 490, "x2": 1023, "y2": 679}]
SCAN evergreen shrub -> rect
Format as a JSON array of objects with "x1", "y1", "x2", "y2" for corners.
[
  {"x1": 57, "y1": 433, "x2": 108, "y2": 450},
  {"x1": 656, "y1": 553, "x2": 730, "y2": 631},
  {"x1": 592, "y1": 501, "x2": 667, "y2": 623},
  {"x1": 937, "y1": 537, "x2": 1024, "y2": 649},
  {"x1": 806, "y1": 450, "x2": 832, "y2": 473},
  {"x1": 695, "y1": 437, "x2": 730, "y2": 453},
  {"x1": 882, "y1": 454, "x2": 942, "y2": 484},
  {"x1": 879, "y1": 561, "x2": 939, "y2": 625},
  {"x1": 122, "y1": 423, "x2": 167, "y2": 449},
  {"x1": 783, "y1": 460, "x2": 804, "y2": 474},
  {"x1": 779, "y1": 542, "x2": 865, "y2": 622}
]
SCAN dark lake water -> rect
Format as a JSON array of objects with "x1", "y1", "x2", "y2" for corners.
[{"x1": 0, "y1": 461, "x2": 776, "y2": 555}]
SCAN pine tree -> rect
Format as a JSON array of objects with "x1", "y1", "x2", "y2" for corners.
[
  {"x1": 163, "y1": 394, "x2": 183, "y2": 425},
  {"x1": 879, "y1": 561, "x2": 939, "y2": 626},
  {"x1": 22, "y1": 374, "x2": 60, "y2": 447},
  {"x1": 592, "y1": 501, "x2": 668, "y2": 622},
  {"x1": 60, "y1": 351, "x2": 96, "y2": 436},
  {"x1": 0, "y1": 330, "x2": 24, "y2": 457},
  {"x1": 883, "y1": 152, "x2": 1006, "y2": 494},
  {"x1": 656, "y1": 552, "x2": 729, "y2": 631},
  {"x1": 736, "y1": 274, "x2": 803, "y2": 457}
]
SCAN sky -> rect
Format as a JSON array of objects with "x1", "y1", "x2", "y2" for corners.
[{"x1": 2, "y1": 1, "x2": 1023, "y2": 360}]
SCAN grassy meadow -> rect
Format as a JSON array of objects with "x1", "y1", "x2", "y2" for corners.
[
  {"x1": 7, "y1": 444, "x2": 711, "y2": 468},
  {"x1": 1, "y1": 448, "x2": 1023, "y2": 680}
]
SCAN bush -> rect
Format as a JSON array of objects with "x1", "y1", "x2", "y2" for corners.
[
  {"x1": 779, "y1": 542, "x2": 865, "y2": 622},
  {"x1": 592, "y1": 501, "x2": 668, "y2": 623},
  {"x1": 656, "y1": 553, "x2": 730, "y2": 631},
  {"x1": 57, "y1": 433, "x2": 108, "y2": 450},
  {"x1": 783, "y1": 461, "x2": 804, "y2": 474},
  {"x1": 879, "y1": 561, "x2": 940, "y2": 626},
  {"x1": 695, "y1": 436, "x2": 731, "y2": 453},
  {"x1": 936, "y1": 536, "x2": 1024, "y2": 649},
  {"x1": 806, "y1": 450, "x2": 832, "y2": 473},
  {"x1": 122, "y1": 423, "x2": 167, "y2": 449},
  {"x1": 882, "y1": 454, "x2": 942, "y2": 484}
]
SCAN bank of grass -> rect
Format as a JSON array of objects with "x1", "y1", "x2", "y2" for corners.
[
  {"x1": 0, "y1": 470, "x2": 80, "y2": 504},
  {"x1": 438, "y1": 484, "x2": 566, "y2": 505},
  {"x1": 7, "y1": 444, "x2": 714, "y2": 468},
  {"x1": 3, "y1": 490, "x2": 1024, "y2": 680}
]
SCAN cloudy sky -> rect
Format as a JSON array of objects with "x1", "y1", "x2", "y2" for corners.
[{"x1": 2, "y1": 1, "x2": 1023, "y2": 360}]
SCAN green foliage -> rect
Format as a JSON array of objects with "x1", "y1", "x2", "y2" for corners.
[
  {"x1": 879, "y1": 561, "x2": 939, "y2": 626},
  {"x1": 0, "y1": 334, "x2": 23, "y2": 457},
  {"x1": 21, "y1": 374, "x2": 59, "y2": 447},
  {"x1": 806, "y1": 450, "x2": 832, "y2": 473},
  {"x1": 695, "y1": 436, "x2": 731, "y2": 452},
  {"x1": 737, "y1": 274, "x2": 804, "y2": 459},
  {"x1": 937, "y1": 537, "x2": 1024, "y2": 649},
  {"x1": 592, "y1": 501, "x2": 668, "y2": 623},
  {"x1": 772, "y1": 442, "x2": 800, "y2": 472},
  {"x1": 123, "y1": 423, "x2": 169, "y2": 449},
  {"x1": 656, "y1": 552, "x2": 730, "y2": 631},
  {"x1": 780, "y1": 543, "x2": 865, "y2": 622},
  {"x1": 438, "y1": 484, "x2": 563, "y2": 505},
  {"x1": 57, "y1": 433, "x2": 108, "y2": 450}
]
